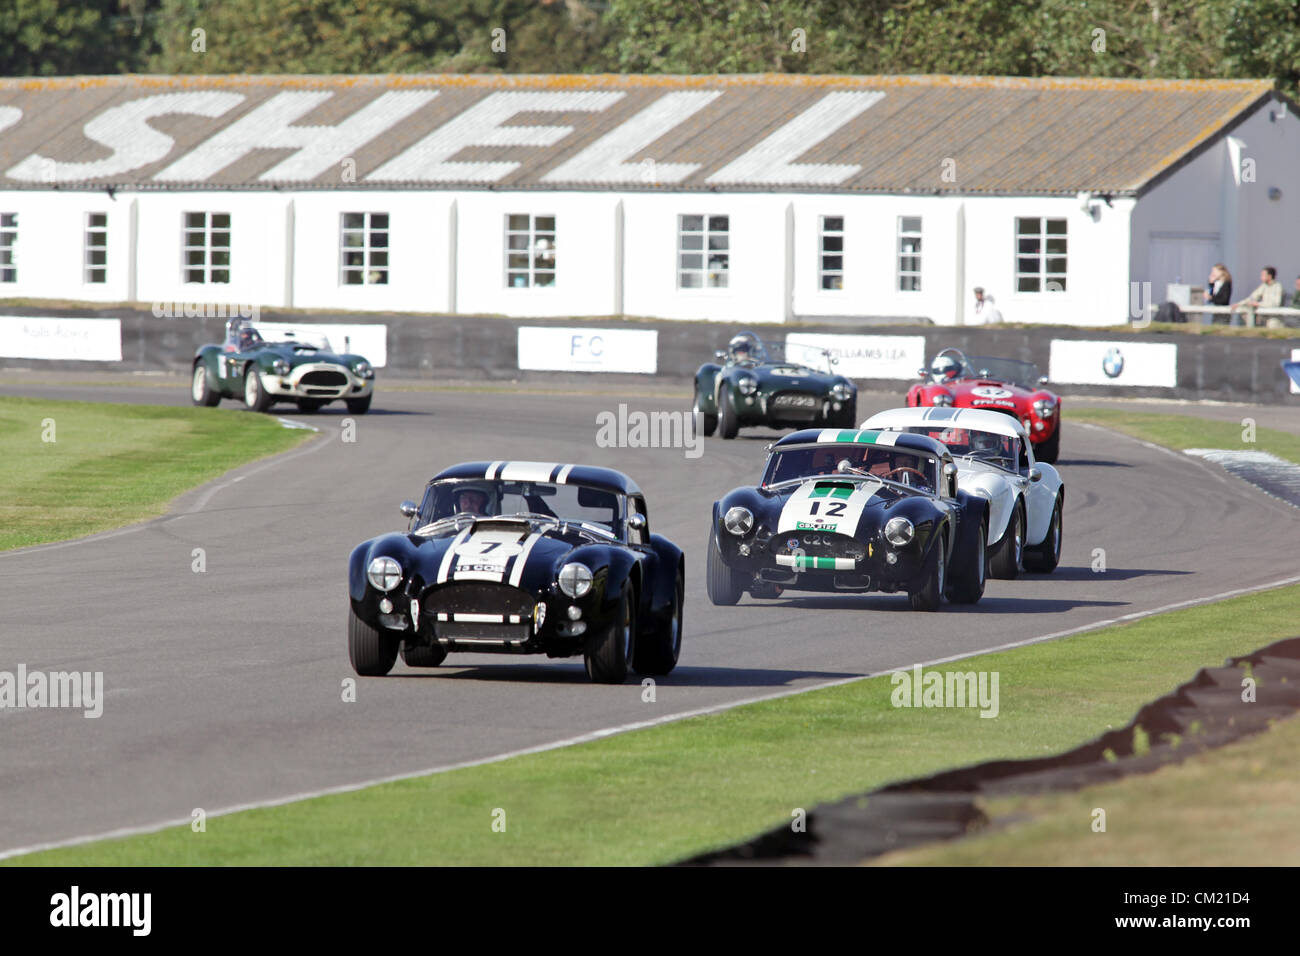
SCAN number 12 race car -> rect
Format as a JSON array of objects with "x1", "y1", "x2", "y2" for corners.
[
  {"x1": 348, "y1": 462, "x2": 684, "y2": 684},
  {"x1": 707, "y1": 429, "x2": 989, "y2": 611}
]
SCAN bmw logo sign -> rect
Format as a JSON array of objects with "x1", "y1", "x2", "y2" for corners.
[{"x1": 1102, "y1": 347, "x2": 1125, "y2": 379}]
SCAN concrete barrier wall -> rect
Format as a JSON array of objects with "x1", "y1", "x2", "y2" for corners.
[{"x1": 2, "y1": 305, "x2": 1298, "y2": 405}]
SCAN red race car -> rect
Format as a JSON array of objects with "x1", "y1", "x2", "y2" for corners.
[{"x1": 907, "y1": 348, "x2": 1062, "y2": 463}]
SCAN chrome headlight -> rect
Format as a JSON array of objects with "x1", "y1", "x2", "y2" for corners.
[
  {"x1": 353, "y1": 361, "x2": 374, "y2": 379},
  {"x1": 723, "y1": 506, "x2": 754, "y2": 536},
  {"x1": 931, "y1": 392, "x2": 953, "y2": 407},
  {"x1": 1033, "y1": 398, "x2": 1056, "y2": 417},
  {"x1": 884, "y1": 516, "x2": 915, "y2": 547},
  {"x1": 271, "y1": 359, "x2": 291, "y2": 376},
  {"x1": 366, "y1": 556, "x2": 402, "y2": 592},
  {"x1": 737, "y1": 376, "x2": 758, "y2": 395},
  {"x1": 558, "y1": 562, "x2": 593, "y2": 599},
  {"x1": 831, "y1": 382, "x2": 854, "y2": 401}
]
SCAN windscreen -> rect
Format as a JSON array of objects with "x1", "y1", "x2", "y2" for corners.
[
  {"x1": 762, "y1": 445, "x2": 938, "y2": 493},
  {"x1": 894, "y1": 426, "x2": 1019, "y2": 470},
  {"x1": 420, "y1": 479, "x2": 622, "y2": 533},
  {"x1": 966, "y1": 357, "x2": 1041, "y2": 389}
]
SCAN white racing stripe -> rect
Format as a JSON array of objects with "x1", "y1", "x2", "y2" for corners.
[
  {"x1": 776, "y1": 478, "x2": 882, "y2": 534},
  {"x1": 508, "y1": 531, "x2": 545, "y2": 587},
  {"x1": 449, "y1": 527, "x2": 528, "y2": 582},
  {"x1": 499, "y1": 461, "x2": 562, "y2": 482},
  {"x1": 436, "y1": 527, "x2": 474, "y2": 584}
]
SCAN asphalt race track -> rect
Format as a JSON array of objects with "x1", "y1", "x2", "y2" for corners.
[{"x1": 1, "y1": 381, "x2": 1298, "y2": 855}]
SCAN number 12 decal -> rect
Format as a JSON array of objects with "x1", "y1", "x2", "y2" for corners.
[{"x1": 809, "y1": 501, "x2": 847, "y2": 517}]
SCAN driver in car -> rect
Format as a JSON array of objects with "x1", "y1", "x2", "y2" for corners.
[
  {"x1": 930, "y1": 354, "x2": 962, "y2": 383},
  {"x1": 454, "y1": 487, "x2": 491, "y2": 516}
]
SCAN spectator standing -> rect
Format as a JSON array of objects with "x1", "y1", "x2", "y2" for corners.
[
  {"x1": 1231, "y1": 266, "x2": 1282, "y2": 326},
  {"x1": 971, "y1": 286, "x2": 1003, "y2": 325}
]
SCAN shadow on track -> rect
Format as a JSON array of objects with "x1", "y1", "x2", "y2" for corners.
[
  {"x1": 1044, "y1": 566, "x2": 1193, "y2": 581},
  {"x1": 772, "y1": 595, "x2": 1129, "y2": 613},
  {"x1": 389, "y1": 662, "x2": 856, "y2": 687},
  {"x1": 1054, "y1": 458, "x2": 1133, "y2": 468}
]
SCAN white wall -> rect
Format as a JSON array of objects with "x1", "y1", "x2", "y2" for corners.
[{"x1": 0, "y1": 190, "x2": 134, "y2": 302}]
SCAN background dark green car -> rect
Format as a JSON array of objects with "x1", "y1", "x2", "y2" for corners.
[
  {"x1": 191, "y1": 320, "x2": 376, "y2": 414},
  {"x1": 692, "y1": 331, "x2": 857, "y2": 439}
]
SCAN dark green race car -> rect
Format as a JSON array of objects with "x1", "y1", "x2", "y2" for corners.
[
  {"x1": 693, "y1": 331, "x2": 857, "y2": 439},
  {"x1": 191, "y1": 319, "x2": 376, "y2": 414}
]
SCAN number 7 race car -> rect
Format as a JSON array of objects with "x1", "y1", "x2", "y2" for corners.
[
  {"x1": 863, "y1": 407, "x2": 1064, "y2": 577},
  {"x1": 348, "y1": 461, "x2": 684, "y2": 684},
  {"x1": 707, "y1": 429, "x2": 989, "y2": 611}
]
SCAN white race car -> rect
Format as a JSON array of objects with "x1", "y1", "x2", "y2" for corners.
[{"x1": 862, "y1": 407, "x2": 1063, "y2": 577}]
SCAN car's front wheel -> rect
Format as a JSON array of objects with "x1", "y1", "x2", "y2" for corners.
[
  {"x1": 693, "y1": 399, "x2": 718, "y2": 438},
  {"x1": 990, "y1": 502, "x2": 1024, "y2": 579},
  {"x1": 191, "y1": 362, "x2": 221, "y2": 407},
  {"x1": 1036, "y1": 423, "x2": 1060, "y2": 464},
  {"x1": 1024, "y1": 494, "x2": 1063, "y2": 573},
  {"x1": 634, "y1": 569, "x2": 682, "y2": 677},
  {"x1": 346, "y1": 394, "x2": 372, "y2": 414},
  {"x1": 348, "y1": 605, "x2": 399, "y2": 676},
  {"x1": 243, "y1": 365, "x2": 273, "y2": 412},
  {"x1": 584, "y1": 588, "x2": 634, "y2": 684},
  {"x1": 909, "y1": 535, "x2": 945, "y2": 612},
  {"x1": 947, "y1": 519, "x2": 986, "y2": 604},
  {"x1": 706, "y1": 524, "x2": 745, "y2": 605},
  {"x1": 717, "y1": 389, "x2": 739, "y2": 439}
]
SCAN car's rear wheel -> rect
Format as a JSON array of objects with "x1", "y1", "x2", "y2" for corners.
[
  {"x1": 346, "y1": 394, "x2": 372, "y2": 414},
  {"x1": 191, "y1": 362, "x2": 220, "y2": 407},
  {"x1": 947, "y1": 519, "x2": 987, "y2": 604},
  {"x1": 400, "y1": 641, "x2": 447, "y2": 668},
  {"x1": 296, "y1": 398, "x2": 326, "y2": 413},
  {"x1": 990, "y1": 502, "x2": 1024, "y2": 579},
  {"x1": 584, "y1": 588, "x2": 634, "y2": 684},
  {"x1": 1036, "y1": 424, "x2": 1060, "y2": 464},
  {"x1": 1024, "y1": 494, "x2": 1063, "y2": 573},
  {"x1": 717, "y1": 388, "x2": 739, "y2": 439},
  {"x1": 243, "y1": 365, "x2": 273, "y2": 412},
  {"x1": 634, "y1": 569, "x2": 682, "y2": 677},
  {"x1": 348, "y1": 605, "x2": 399, "y2": 676},
  {"x1": 693, "y1": 398, "x2": 718, "y2": 438},
  {"x1": 706, "y1": 524, "x2": 745, "y2": 606},
  {"x1": 909, "y1": 535, "x2": 945, "y2": 612}
]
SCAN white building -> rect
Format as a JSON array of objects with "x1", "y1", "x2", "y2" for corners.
[{"x1": 0, "y1": 73, "x2": 1295, "y2": 326}]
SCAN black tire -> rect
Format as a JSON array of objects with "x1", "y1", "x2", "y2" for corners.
[
  {"x1": 947, "y1": 519, "x2": 987, "y2": 604},
  {"x1": 191, "y1": 362, "x2": 221, "y2": 407},
  {"x1": 989, "y1": 502, "x2": 1025, "y2": 579},
  {"x1": 400, "y1": 641, "x2": 447, "y2": 667},
  {"x1": 693, "y1": 399, "x2": 718, "y2": 438},
  {"x1": 243, "y1": 365, "x2": 274, "y2": 413},
  {"x1": 706, "y1": 524, "x2": 745, "y2": 606},
  {"x1": 1024, "y1": 494, "x2": 1063, "y2": 573},
  {"x1": 584, "y1": 588, "x2": 635, "y2": 684},
  {"x1": 833, "y1": 399, "x2": 858, "y2": 429},
  {"x1": 633, "y1": 569, "x2": 682, "y2": 677},
  {"x1": 348, "y1": 605, "x2": 399, "y2": 676},
  {"x1": 909, "y1": 534, "x2": 945, "y2": 612},
  {"x1": 346, "y1": 394, "x2": 372, "y2": 414},
  {"x1": 1036, "y1": 424, "x2": 1060, "y2": 464},
  {"x1": 717, "y1": 388, "x2": 739, "y2": 439},
  {"x1": 296, "y1": 398, "x2": 326, "y2": 413}
]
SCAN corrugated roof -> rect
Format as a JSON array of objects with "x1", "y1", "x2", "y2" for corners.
[{"x1": 0, "y1": 73, "x2": 1276, "y2": 195}]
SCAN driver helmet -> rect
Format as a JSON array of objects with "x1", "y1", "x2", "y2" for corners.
[
  {"x1": 453, "y1": 485, "x2": 492, "y2": 516},
  {"x1": 931, "y1": 354, "x2": 962, "y2": 382},
  {"x1": 728, "y1": 333, "x2": 761, "y2": 363},
  {"x1": 970, "y1": 431, "x2": 1001, "y2": 454}
]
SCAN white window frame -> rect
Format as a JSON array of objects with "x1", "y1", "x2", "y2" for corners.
[
  {"x1": 819, "y1": 216, "x2": 845, "y2": 291},
  {"x1": 1015, "y1": 217, "x2": 1068, "y2": 293},
  {"x1": 0, "y1": 212, "x2": 16, "y2": 283},
  {"x1": 677, "y1": 214, "x2": 729, "y2": 290},
  {"x1": 182, "y1": 212, "x2": 231, "y2": 285},
  {"x1": 898, "y1": 216, "x2": 922, "y2": 292},
  {"x1": 504, "y1": 214, "x2": 556, "y2": 289},
  {"x1": 340, "y1": 212, "x2": 390, "y2": 286},
  {"x1": 84, "y1": 212, "x2": 108, "y2": 284}
]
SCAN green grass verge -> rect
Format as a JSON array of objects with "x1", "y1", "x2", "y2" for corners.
[
  {"x1": 11, "y1": 582, "x2": 1300, "y2": 866},
  {"x1": 0, "y1": 397, "x2": 311, "y2": 551},
  {"x1": 1067, "y1": 407, "x2": 1300, "y2": 466},
  {"x1": 874, "y1": 709, "x2": 1300, "y2": 866}
]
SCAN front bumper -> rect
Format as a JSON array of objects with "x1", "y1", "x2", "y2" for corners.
[
  {"x1": 263, "y1": 362, "x2": 373, "y2": 401},
  {"x1": 719, "y1": 528, "x2": 926, "y2": 593}
]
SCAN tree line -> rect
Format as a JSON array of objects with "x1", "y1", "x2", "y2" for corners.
[{"x1": 3, "y1": 0, "x2": 1296, "y2": 101}]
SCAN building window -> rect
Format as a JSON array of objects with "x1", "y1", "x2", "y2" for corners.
[
  {"x1": 898, "y1": 216, "x2": 922, "y2": 291},
  {"x1": 0, "y1": 213, "x2": 16, "y2": 283},
  {"x1": 819, "y1": 216, "x2": 844, "y2": 290},
  {"x1": 1015, "y1": 217, "x2": 1067, "y2": 292},
  {"x1": 340, "y1": 212, "x2": 389, "y2": 285},
  {"x1": 85, "y1": 213, "x2": 107, "y2": 284},
  {"x1": 678, "y1": 214, "x2": 728, "y2": 289},
  {"x1": 183, "y1": 212, "x2": 230, "y2": 284},
  {"x1": 505, "y1": 214, "x2": 556, "y2": 288}
]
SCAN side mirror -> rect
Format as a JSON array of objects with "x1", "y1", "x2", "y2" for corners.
[
  {"x1": 837, "y1": 459, "x2": 854, "y2": 473},
  {"x1": 400, "y1": 500, "x2": 418, "y2": 517},
  {"x1": 626, "y1": 513, "x2": 647, "y2": 532},
  {"x1": 943, "y1": 463, "x2": 958, "y2": 480},
  {"x1": 1038, "y1": 376, "x2": 1049, "y2": 386},
  {"x1": 715, "y1": 350, "x2": 727, "y2": 361},
  {"x1": 917, "y1": 367, "x2": 928, "y2": 378},
  {"x1": 1028, "y1": 468, "x2": 1042, "y2": 482}
]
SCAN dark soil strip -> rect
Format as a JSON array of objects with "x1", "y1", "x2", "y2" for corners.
[{"x1": 678, "y1": 636, "x2": 1300, "y2": 866}]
